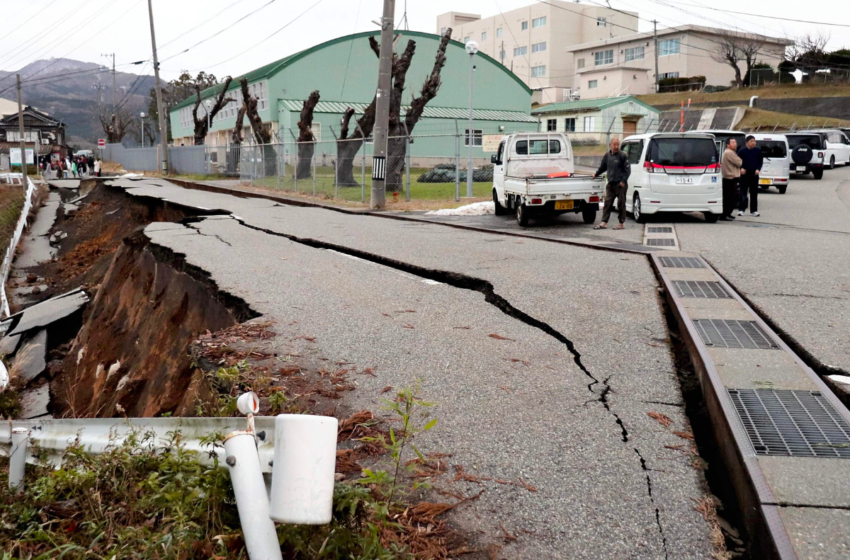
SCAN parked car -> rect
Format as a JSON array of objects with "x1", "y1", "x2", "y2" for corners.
[
  {"x1": 686, "y1": 129, "x2": 746, "y2": 155},
  {"x1": 491, "y1": 132, "x2": 604, "y2": 227},
  {"x1": 809, "y1": 129, "x2": 850, "y2": 168},
  {"x1": 785, "y1": 133, "x2": 827, "y2": 180},
  {"x1": 619, "y1": 133, "x2": 722, "y2": 223},
  {"x1": 751, "y1": 134, "x2": 790, "y2": 194}
]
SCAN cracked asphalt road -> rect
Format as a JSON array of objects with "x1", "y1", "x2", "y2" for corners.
[{"x1": 110, "y1": 178, "x2": 713, "y2": 558}]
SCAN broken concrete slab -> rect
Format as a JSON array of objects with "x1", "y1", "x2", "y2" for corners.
[
  {"x1": 12, "y1": 329, "x2": 47, "y2": 384},
  {"x1": 14, "y1": 191, "x2": 60, "y2": 268},
  {"x1": 0, "y1": 333, "x2": 21, "y2": 356},
  {"x1": 19, "y1": 383, "x2": 50, "y2": 418},
  {"x1": 46, "y1": 179, "x2": 80, "y2": 190},
  {"x1": 5, "y1": 289, "x2": 89, "y2": 337}
]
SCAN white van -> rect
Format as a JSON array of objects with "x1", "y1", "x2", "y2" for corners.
[
  {"x1": 751, "y1": 134, "x2": 790, "y2": 194},
  {"x1": 619, "y1": 133, "x2": 722, "y2": 223},
  {"x1": 810, "y1": 129, "x2": 850, "y2": 168}
]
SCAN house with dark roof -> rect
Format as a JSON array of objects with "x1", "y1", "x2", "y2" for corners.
[{"x1": 0, "y1": 106, "x2": 66, "y2": 170}]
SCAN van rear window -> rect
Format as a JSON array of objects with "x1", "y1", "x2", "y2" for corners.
[
  {"x1": 756, "y1": 140, "x2": 787, "y2": 158},
  {"x1": 648, "y1": 138, "x2": 717, "y2": 167},
  {"x1": 787, "y1": 135, "x2": 822, "y2": 150},
  {"x1": 516, "y1": 139, "x2": 561, "y2": 155}
]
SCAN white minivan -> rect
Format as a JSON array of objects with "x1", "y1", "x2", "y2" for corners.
[
  {"x1": 620, "y1": 133, "x2": 723, "y2": 223},
  {"x1": 752, "y1": 134, "x2": 790, "y2": 194},
  {"x1": 811, "y1": 129, "x2": 850, "y2": 168}
]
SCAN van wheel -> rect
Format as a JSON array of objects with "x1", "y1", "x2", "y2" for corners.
[
  {"x1": 493, "y1": 190, "x2": 508, "y2": 216},
  {"x1": 517, "y1": 203, "x2": 530, "y2": 227},
  {"x1": 704, "y1": 212, "x2": 719, "y2": 223},
  {"x1": 582, "y1": 207, "x2": 597, "y2": 224},
  {"x1": 778, "y1": 185, "x2": 787, "y2": 194},
  {"x1": 814, "y1": 168, "x2": 824, "y2": 180},
  {"x1": 830, "y1": 155, "x2": 836, "y2": 169},
  {"x1": 633, "y1": 194, "x2": 648, "y2": 223}
]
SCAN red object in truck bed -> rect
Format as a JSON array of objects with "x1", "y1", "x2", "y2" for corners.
[{"x1": 547, "y1": 171, "x2": 573, "y2": 178}]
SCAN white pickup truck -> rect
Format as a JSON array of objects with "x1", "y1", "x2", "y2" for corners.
[{"x1": 491, "y1": 132, "x2": 605, "y2": 227}]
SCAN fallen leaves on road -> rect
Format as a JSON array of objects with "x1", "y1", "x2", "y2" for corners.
[
  {"x1": 396, "y1": 309, "x2": 416, "y2": 313},
  {"x1": 402, "y1": 323, "x2": 415, "y2": 329},
  {"x1": 498, "y1": 521, "x2": 517, "y2": 543},
  {"x1": 648, "y1": 412, "x2": 673, "y2": 427},
  {"x1": 673, "y1": 430, "x2": 695, "y2": 440},
  {"x1": 380, "y1": 386, "x2": 394, "y2": 393},
  {"x1": 337, "y1": 410, "x2": 375, "y2": 440},
  {"x1": 453, "y1": 326, "x2": 470, "y2": 330},
  {"x1": 452, "y1": 465, "x2": 537, "y2": 492},
  {"x1": 293, "y1": 335, "x2": 316, "y2": 343},
  {"x1": 507, "y1": 358, "x2": 530, "y2": 366},
  {"x1": 488, "y1": 333, "x2": 515, "y2": 341},
  {"x1": 359, "y1": 367, "x2": 376, "y2": 376}
]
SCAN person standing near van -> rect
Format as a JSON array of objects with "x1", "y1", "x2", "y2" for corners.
[
  {"x1": 737, "y1": 135, "x2": 763, "y2": 217},
  {"x1": 721, "y1": 138, "x2": 742, "y2": 220},
  {"x1": 592, "y1": 137, "x2": 631, "y2": 230}
]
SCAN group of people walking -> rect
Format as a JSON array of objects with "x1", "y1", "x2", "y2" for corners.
[
  {"x1": 41, "y1": 154, "x2": 101, "y2": 179},
  {"x1": 721, "y1": 135, "x2": 763, "y2": 220}
]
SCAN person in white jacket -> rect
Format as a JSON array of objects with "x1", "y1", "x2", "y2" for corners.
[{"x1": 94, "y1": 159, "x2": 101, "y2": 177}]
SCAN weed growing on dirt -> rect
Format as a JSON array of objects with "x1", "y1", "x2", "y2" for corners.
[{"x1": 0, "y1": 389, "x2": 21, "y2": 419}]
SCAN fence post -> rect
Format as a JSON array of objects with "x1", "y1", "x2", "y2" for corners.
[
  {"x1": 313, "y1": 146, "x2": 317, "y2": 196},
  {"x1": 329, "y1": 126, "x2": 339, "y2": 199},
  {"x1": 403, "y1": 123, "x2": 411, "y2": 202},
  {"x1": 454, "y1": 119, "x2": 460, "y2": 202},
  {"x1": 356, "y1": 124, "x2": 366, "y2": 204},
  {"x1": 288, "y1": 130, "x2": 298, "y2": 193}
]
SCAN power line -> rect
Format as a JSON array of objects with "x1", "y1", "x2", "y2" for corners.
[
  {"x1": 159, "y1": 0, "x2": 253, "y2": 50},
  {"x1": 672, "y1": 2, "x2": 850, "y2": 29},
  {"x1": 0, "y1": 0, "x2": 61, "y2": 43}
]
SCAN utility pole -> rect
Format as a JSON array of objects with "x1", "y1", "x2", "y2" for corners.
[
  {"x1": 16, "y1": 74, "x2": 27, "y2": 177},
  {"x1": 102, "y1": 53, "x2": 116, "y2": 138},
  {"x1": 148, "y1": 0, "x2": 169, "y2": 174},
  {"x1": 370, "y1": 0, "x2": 395, "y2": 210},
  {"x1": 652, "y1": 20, "x2": 659, "y2": 93}
]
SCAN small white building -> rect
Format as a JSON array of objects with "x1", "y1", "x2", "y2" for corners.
[
  {"x1": 567, "y1": 25, "x2": 792, "y2": 99},
  {"x1": 532, "y1": 95, "x2": 661, "y2": 143}
]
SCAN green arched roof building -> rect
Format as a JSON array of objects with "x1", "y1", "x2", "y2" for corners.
[{"x1": 169, "y1": 30, "x2": 537, "y2": 156}]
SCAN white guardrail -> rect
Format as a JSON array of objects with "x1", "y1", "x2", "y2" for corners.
[{"x1": 1, "y1": 173, "x2": 36, "y2": 318}]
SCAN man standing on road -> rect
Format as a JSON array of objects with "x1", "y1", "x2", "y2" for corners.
[
  {"x1": 737, "y1": 135, "x2": 763, "y2": 217},
  {"x1": 592, "y1": 137, "x2": 631, "y2": 230},
  {"x1": 721, "y1": 138, "x2": 742, "y2": 221}
]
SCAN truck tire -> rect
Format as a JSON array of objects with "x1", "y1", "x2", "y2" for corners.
[
  {"x1": 778, "y1": 185, "x2": 787, "y2": 194},
  {"x1": 582, "y1": 206, "x2": 597, "y2": 224},
  {"x1": 814, "y1": 168, "x2": 824, "y2": 180},
  {"x1": 517, "y1": 203, "x2": 530, "y2": 227},
  {"x1": 633, "y1": 194, "x2": 648, "y2": 224},
  {"x1": 493, "y1": 189, "x2": 508, "y2": 216}
]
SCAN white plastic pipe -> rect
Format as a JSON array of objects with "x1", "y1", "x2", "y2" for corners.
[
  {"x1": 269, "y1": 414, "x2": 338, "y2": 524},
  {"x1": 9, "y1": 428, "x2": 28, "y2": 490},
  {"x1": 224, "y1": 431, "x2": 282, "y2": 560}
]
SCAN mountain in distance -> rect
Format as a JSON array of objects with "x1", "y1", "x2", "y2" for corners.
[{"x1": 0, "y1": 58, "x2": 154, "y2": 148}]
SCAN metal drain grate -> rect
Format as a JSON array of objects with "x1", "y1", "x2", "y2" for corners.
[
  {"x1": 693, "y1": 319, "x2": 778, "y2": 349},
  {"x1": 646, "y1": 238, "x2": 676, "y2": 247},
  {"x1": 648, "y1": 226, "x2": 673, "y2": 233},
  {"x1": 728, "y1": 389, "x2": 850, "y2": 458},
  {"x1": 674, "y1": 281, "x2": 731, "y2": 299},
  {"x1": 659, "y1": 256, "x2": 704, "y2": 268}
]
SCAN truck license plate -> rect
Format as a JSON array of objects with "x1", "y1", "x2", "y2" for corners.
[
  {"x1": 554, "y1": 200, "x2": 574, "y2": 210},
  {"x1": 675, "y1": 176, "x2": 694, "y2": 184},
  {"x1": 796, "y1": 166, "x2": 807, "y2": 172},
  {"x1": 759, "y1": 178, "x2": 771, "y2": 185}
]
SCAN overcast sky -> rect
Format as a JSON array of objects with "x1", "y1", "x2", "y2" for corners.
[{"x1": 1, "y1": 0, "x2": 847, "y2": 81}]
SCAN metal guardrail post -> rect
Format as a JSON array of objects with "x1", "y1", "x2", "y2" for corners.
[
  {"x1": 405, "y1": 129, "x2": 411, "y2": 203},
  {"x1": 454, "y1": 119, "x2": 461, "y2": 202},
  {"x1": 313, "y1": 150, "x2": 317, "y2": 196},
  {"x1": 9, "y1": 428, "x2": 27, "y2": 489},
  {"x1": 329, "y1": 126, "x2": 339, "y2": 200}
]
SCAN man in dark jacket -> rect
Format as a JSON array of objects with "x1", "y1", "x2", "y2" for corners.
[
  {"x1": 592, "y1": 137, "x2": 631, "y2": 229},
  {"x1": 737, "y1": 135, "x2": 763, "y2": 217}
]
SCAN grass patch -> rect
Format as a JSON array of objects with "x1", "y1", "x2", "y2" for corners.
[
  {"x1": 0, "y1": 186, "x2": 25, "y2": 252},
  {"x1": 637, "y1": 83, "x2": 850, "y2": 107},
  {"x1": 738, "y1": 107, "x2": 846, "y2": 131}
]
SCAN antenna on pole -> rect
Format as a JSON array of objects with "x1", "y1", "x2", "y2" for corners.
[{"x1": 398, "y1": 0, "x2": 409, "y2": 31}]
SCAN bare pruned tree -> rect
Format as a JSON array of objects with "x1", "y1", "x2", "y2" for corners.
[
  {"x1": 787, "y1": 32, "x2": 831, "y2": 70},
  {"x1": 332, "y1": 29, "x2": 452, "y2": 189},
  {"x1": 96, "y1": 89, "x2": 134, "y2": 144},
  {"x1": 711, "y1": 30, "x2": 766, "y2": 88},
  {"x1": 240, "y1": 77, "x2": 277, "y2": 176},
  {"x1": 227, "y1": 103, "x2": 247, "y2": 175},
  {"x1": 296, "y1": 90, "x2": 320, "y2": 179},
  {"x1": 192, "y1": 76, "x2": 234, "y2": 145}
]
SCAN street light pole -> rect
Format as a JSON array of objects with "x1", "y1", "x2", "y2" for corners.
[
  {"x1": 370, "y1": 0, "x2": 396, "y2": 210},
  {"x1": 205, "y1": 99, "x2": 212, "y2": 141},
  {"x1": 140, "y1": 112, "x2": 146, "y2": 147},
  {"x1": 466, "y1": 41, "x2": 478, "y2": 198}
]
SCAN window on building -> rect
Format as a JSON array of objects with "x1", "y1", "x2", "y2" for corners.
[
  {"x1": 532, "y1": 41, "x2": 546, "y2": 53},
  {"x1": 7, "y1": 130, "x2": 39, "y2": 142},
  {"x1": 532, "y1": 16, "x2": 546, "y2": 28},
  {"x1": 248, "y1": 81, "x2": 268, "y2": 111},
  {"x1": 497, "y1": 27, "x2": 503, "y2": 37},
  {"x1": 659, "y1": 72, "x2": 680, "y2": 79},
  {"x1": 481, "y1": 31, "x2": 487, "y2": 40},
  {"x1": 547, "y1": 119, "x2": 557, "y2": 131},
  {"x1": 597, "y1": 17, "x2": 607, "y2": 27},
  {"x1": 659, "y1": 39, "x2": 681, "y2": 56},
  {"x1": 464, "y1": 36, "x2": 471, "y2": 43},
  {"x1": 564, "y1": 118, "x2": 576, "y2": 132},
  {"x1": 514, "y1": 45, "x2": 528, "y2": 56},
  {"x1": 464, "y1": 129, "x2": 483, "y2": 146},
  {"x1": 577, "y1": 58, "x2": 585, "y2": 69},
  {"x1": 441, "y1": 27, "x2": 447, "y2": 35},
  {"x1": 594, "y1": 49, "x2": 614, "y2": 66},
  {"x1": 311, "y1": 123, "x2": 321, "y2": 142},
  {"x1": 588, "y1": 79, "x2": 598, "y2": 89},
  {"x1": 531, "y1": 65, "x2": 546, "y2": 77},
  {"x1": 584, "y1": 116, "x2": 596, "y2": 131},
  {"x1": 521, "y1": 21, "x2": 528, "y2": 30},
  {"x1": 625, "y1": 46, "x2": 645, "y2": 61}
]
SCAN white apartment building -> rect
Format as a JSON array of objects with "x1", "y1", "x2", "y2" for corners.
[
  {"x1": 567, "y1": 25, "x2": 792, "y2": 99},
  {"x1": 436, "y1": 2, "x2": 637, "y2": 104}
]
